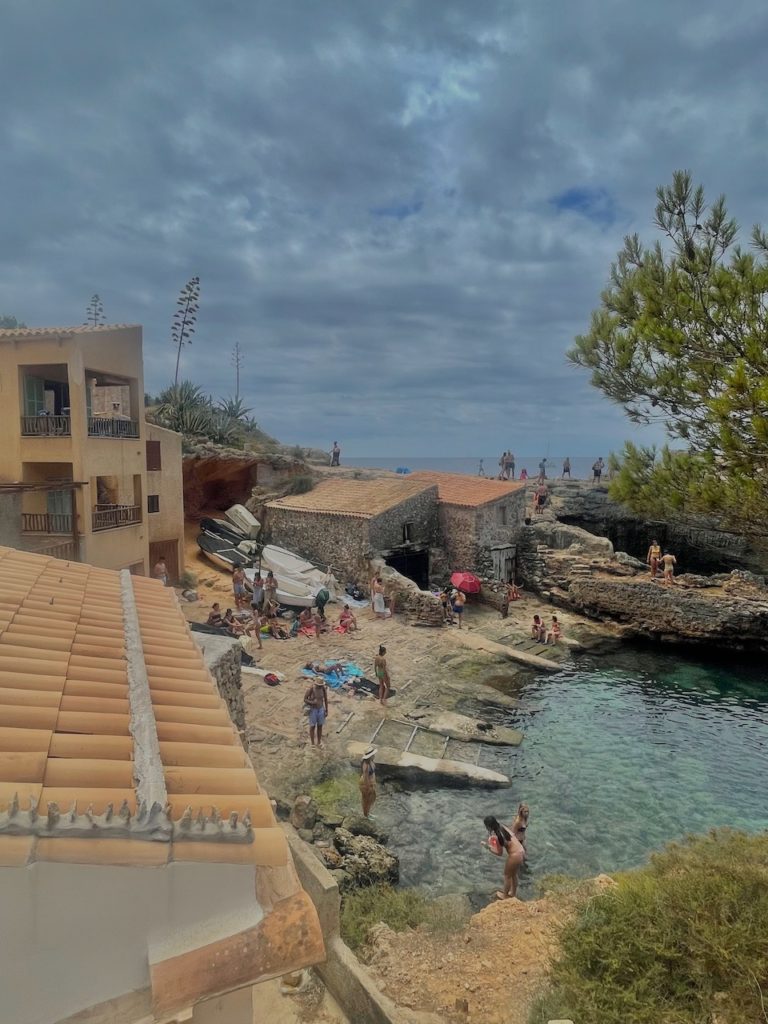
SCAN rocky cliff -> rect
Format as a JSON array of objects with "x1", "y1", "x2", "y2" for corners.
[{"x1": 183, "y1": 443, "x2": 304, "y2": 518}]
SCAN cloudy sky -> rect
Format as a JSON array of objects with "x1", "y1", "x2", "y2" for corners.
[{"x1": 2, "y1": 1, "x2": 766, "y2": 457}]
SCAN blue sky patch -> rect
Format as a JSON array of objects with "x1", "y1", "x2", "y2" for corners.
[{"x1": 551, "y1": 186, "x2": 618, "y2": 226}]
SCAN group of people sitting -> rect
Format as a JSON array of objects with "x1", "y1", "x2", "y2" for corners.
[
  {"x1": 206, "y1": 598, "x2": 360, "y2": 644},
  {"x1": 530, "y1": 613, "x2": 561, "y2": 645}
]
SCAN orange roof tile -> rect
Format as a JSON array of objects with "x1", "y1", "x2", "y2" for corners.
[
  {"x1": 267, "y1": 476, "x2": 436, "y2": 518},
  {"x1": 0, "y1": 323, "x2": 140, "y2": 339},
  {"x1": 409, "y1": 470, "x2": 526, "y2": 507}
]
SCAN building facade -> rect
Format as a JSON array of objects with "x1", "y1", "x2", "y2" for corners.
[
  {"x1": 0, "y1": 324, "x2": 184, "y2": 577},
  {"x1": 266, "y1": 478, "x2": 439, "y2": 584}
]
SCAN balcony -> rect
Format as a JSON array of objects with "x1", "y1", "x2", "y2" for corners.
[
  {"x1": 22, "y1": 512, "x2": 73, "y2": 535},
  {"x1": 92, "y1": 504, "x2": 142, "y2": 531},
  {"x1": 87, "y1": 416, "x2": 140, "y2": 439},
  {"x1": 21, "y1": 415, "x2": 71, "y2": 437}
]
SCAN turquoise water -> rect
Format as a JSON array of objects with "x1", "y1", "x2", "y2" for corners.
[{"x1": 375, "y1": 648, "x2": 768, "y2": 898}]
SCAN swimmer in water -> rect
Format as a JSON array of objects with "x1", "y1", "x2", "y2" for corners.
[{"x1": 482, "y1": 814, "x2": 525, "y2": 899}]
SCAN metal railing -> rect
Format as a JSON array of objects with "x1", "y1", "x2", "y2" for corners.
[
  {"x1": 20, "y1": 415, "x2": 71, "y2": 436},
  {"x1": 21, "y1": 512, "x2": 73, "y2": 534},
  {"x1": 87, "y1": 416, "x2": 140, "y2": 439},
  {"x1": 92, "y1": 504, "x2": 142, "y2": 531},
  {"x1": 37, "y1": 539, "x2": 80, "y2": 561}
]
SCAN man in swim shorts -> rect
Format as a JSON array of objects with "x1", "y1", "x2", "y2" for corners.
[{"x1": 304, "y1": 678, "x2": 328, "y2": 748}]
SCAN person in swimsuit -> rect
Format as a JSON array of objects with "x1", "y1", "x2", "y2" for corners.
[
  {"x1": 482, "y1": 815, "x2": 526, "y2": 900},
  {"x1": 661, "y1": 551, "x2": 678, "y2": 585},
  {"x1": 250, "y1": 572, "x2": 264, "y2": 612},
  {"x1": 153, "y1": 557, "x2": 169, "y2": 586},
  {"x1": 372, "y1": 578, "x2": 388, "y2": 619},
  {"x1": 647, "y1": 539, "x2": 662, "y2": 579},
  {"x1": 304, "y1": 678, "x2": 328, "y2": 748},
  {"x1": 374, "y1": 645, "x2": 390, "y2": 705},
  {"x1": 531, "y1": 614, "x2": 546, "y2": 642},
  {"x1": 562, "y1": 457, "x2": 571, "y2": 478},
  {"x1": 206, "y1": 603, "x2": 225, "y2": 627},
  {"x1": 336, "y1": 604, "x2": 359, "y2": 634},
  {"x1": 359, "y1": 747, "x2": 377, "y2": 817},
  {"x1": 438, "y1": 589, "x2": 454, "y2": 624},
  {"x1": 519, "y1": 468, "x2": 528, "y2": 481},
  {"x1": 331, "y1": 441, "x2": 341, "y2": 466},
  {"x1": 264, "y1": 571, "x2": 278, "y2": 606},
  {"x1": 232, "y1": 566, "x2": 247, "y2": 609},
  {"x1": 452, "y1": 589, "x2": 466, "y2": 628},
  {"x1": 546, "y1": 615, "x2": 561, "y2": 644},
  {"x1": 512, "y1": 803, "x2": 529, "y2": 850}
]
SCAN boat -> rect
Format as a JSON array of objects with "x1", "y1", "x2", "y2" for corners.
[
  {"x1": 224, "y1": 503, "x2": 260, "y2": 539},
  {"x1": 258, "y1": 545, "x2": 340, "y2": 594},
  {"x1": 243, "y1": 568, "x2": 316, "y2": 608},
  {"x1": 197, "y1": 533, "x2": 251, "y2": 572},
  {"x1": 199, "y1": 520, "x2": 258, "y2": 558},
  {"x1": 199, "y1": 516, "x2": 250, "y2": 546}
]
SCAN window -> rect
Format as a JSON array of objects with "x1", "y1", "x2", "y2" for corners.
[
  {"x1": 402, "y1": 522, "x2": 414, "y2": 543},
  {"x1": 146, "y1": 440, "x2": 162, "y2": 472},
  {"x1": 497, "y1": 505, "x2": 508, "y2": 526},
  {"x1": 147, "y1": 494, "x2": 160, "y2": 514}
]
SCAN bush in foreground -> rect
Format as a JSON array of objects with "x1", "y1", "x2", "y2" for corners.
[
  {"x1": 530, "y1": 830, "x2": 768, "y2": 1024},
  {"x1": 341, "y1": 885, "x2": 429, "y2": 952}
]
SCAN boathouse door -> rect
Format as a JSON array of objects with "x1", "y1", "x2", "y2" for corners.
[
  {"x1": 490, "y1": 544, "x2": 516, "y2": 582},
  {"x1": 384, "y1": 546, "x2": 430, "y2": 590}
]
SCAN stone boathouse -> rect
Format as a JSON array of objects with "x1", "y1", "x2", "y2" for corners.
[
  {"x1": 266, "y1": 477, "x2": 439, "y2": 587},
  {"x1": 0, "y1": 545, "x2": 323, "y2": 1024},
  {"x1": 409, "y1": 471, "x2": 527, "y2": 579},
  {"x1": 266, "y1": 473, "x2": 528, "y2": 587}
]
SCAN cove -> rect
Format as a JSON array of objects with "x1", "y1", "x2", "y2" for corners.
[{"x1": 373, "y1": 646, "x2": 768, "y2": 898}]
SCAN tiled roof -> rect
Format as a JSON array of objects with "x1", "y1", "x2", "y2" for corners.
[
  {"x1": 409, "y1": 471, "x2": 526, "y2": 507},
  {"x1": 267, "y1": 476, "x2": 436, "y2": 518},
  {"x1": 0, "y1": 323, "x2": 140, "y2": 338},
  {"x1": 0, "y1": 545, "x2": 287, "y2": 863}
]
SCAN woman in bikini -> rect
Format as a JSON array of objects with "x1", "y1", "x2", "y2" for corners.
[
  {"x1": 374, "y1": 645, "x2": 390, "y2": 705},
  {"x1": 482, "y1": 815, "x2": 526, "y2": 899},
  {"x1": 512, "y1": 803, "x2": 529, "y2": 849},
  {"x1": 647, "y1": 539, "x2": 661, "y2": 579},
  {"x1": 359, "y1": 747, "x2": 377, "y2": 817}
]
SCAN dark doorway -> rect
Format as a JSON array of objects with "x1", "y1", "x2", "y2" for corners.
[{"x1": 384, "y1": 546, "x2": 430, "y2": 590}]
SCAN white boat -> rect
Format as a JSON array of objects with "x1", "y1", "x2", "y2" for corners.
[
  {"x1": 258, "y1": 545, "x2": 339, "y2": 594},
  {"x1": 224, "y1": 503, "x2": 260, "y2": 539},
  {"x1": 244, "y1": 568, "x2": 316, "y2": 608}
]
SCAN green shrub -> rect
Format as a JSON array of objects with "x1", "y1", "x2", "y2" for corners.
[
  {"x1": 178, "y1": 570, "x2": 198, "y2": 589},
  {"x1": 309, "y1": 775, "x2": 359, "y2": 818},
  {"x1": 529, "y1": 830, "x2": 768, "y2": 1024},
  {"x1": 286, "y1": 474, "x2": 315, "y2": 495},
  {"x1": 341, "y1": 885, "x2": 429, "y2": 952}
]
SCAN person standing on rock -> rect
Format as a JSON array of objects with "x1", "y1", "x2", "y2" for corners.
[
  {"x1": 451, "y1": 589, "x2": 466, "y2": 628},
  {"x1": 374, "y1": 645, "x2": 390, "y2": 705},
  {"x1": 304, "y1": 677, "x2": 329, "y2": 749},
  {"x1": 661, "y1": 550, "x2": 678, "y2": 585},
  {"x1": 482, "y1": 815, "x2": 525, "y2": 900},
  {"x1": 562, "y1": 457, "x2": 571, "y2": 479},
  {"x1": 331, "y1": 441, "x2": 341, "y2": 467},
  {"x1": 359, "y1": 747, "x2": 377, "y2": 817},
  {"x1": 647, "y1": 538, "x2": 662, "y2": 579},
  {"x1": 592, "y1": 457, "x2": 604, "y2": 483}
]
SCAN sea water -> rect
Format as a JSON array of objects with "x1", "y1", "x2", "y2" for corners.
[{"x1": 373, "y1": 646, "x2": 768, "y2": 898}]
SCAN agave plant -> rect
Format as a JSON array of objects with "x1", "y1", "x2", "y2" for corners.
[{"x1": 217, "y1": 396, "x2": 253, "y2": 423}]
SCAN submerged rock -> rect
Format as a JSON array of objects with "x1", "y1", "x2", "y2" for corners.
[{"x1": 341, "y1": 813, "x2": 390, "y2": 844}]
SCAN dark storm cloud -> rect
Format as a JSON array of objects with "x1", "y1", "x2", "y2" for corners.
[{"x1": 2, "y1": 0, "x2": 767, "y2": 455}]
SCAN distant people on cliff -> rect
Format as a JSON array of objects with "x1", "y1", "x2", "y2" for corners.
[
  {"x1": 592, "y1": 457, "x2": 605, "y2": 483},
  {"x1": 477, "y1": 459, "x2": 486, "y2": 477},
  {"x1": 661, "y1": 551, "x2": 678, "y2": 585},
  {"x1": 498, "y1": 452, "x2": 507, "y2": 479},
  {"x1": 537, "y1": 458, "x2": 548, "y2": 481},
  {"x1": 562, "y1": 457, "x2": 571, "y2": 478},
  {"x1": 330, "y1": 441, "x2": 341, "y2": 466},
  {"x1": 534, "y1": 482, "x2": 548, "y2": 514},
  {"x1": 505, "y1": 452, "x2": 515, "y2": 479},
  {"x1": 647, "y1": 539, "x2": 662, "y2": 578},
  {"x1": 519, "y1": 468, "x2": 528, "y2": 481}
]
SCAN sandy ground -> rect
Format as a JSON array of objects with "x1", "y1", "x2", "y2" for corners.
[
  {"x1": 252, "y1": 975, "x2": 347, "y2": 1024},
  {"x1": 368, "y1": 879, "x2": 613, "y2": 1024}
]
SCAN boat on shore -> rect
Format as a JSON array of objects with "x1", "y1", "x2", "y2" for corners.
[
  {"x1": 243, "y1": 568, "x2": 316, "y2": 608},
  {"x1": 224, "y1": 503, "x2": 260, "y2": 539},
  {"x1": 197, "y1": 533, "x2": 251, "y2": 572}
]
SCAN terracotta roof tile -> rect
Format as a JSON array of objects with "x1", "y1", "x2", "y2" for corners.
[
  {"x1": 409, "y1": 470, "x2": 526, "y2": 507},
  {"x1": 267, "y1": 476, "x2": 436, "y2": 518},
  {"x1": 0, "y1": 323, "x2": 140, "y2": 338},
  {"x1": 0, "y1": 545, "x2": 323, "y2": 995}
]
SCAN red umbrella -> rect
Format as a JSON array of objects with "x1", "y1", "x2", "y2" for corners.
[{"x1": 450, "y1": 571, "x2": 482, "y2": 594}]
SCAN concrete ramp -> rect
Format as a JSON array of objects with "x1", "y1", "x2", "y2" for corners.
[{"x1": 347, "y1": 742, "x2": 511, "y2": 788}]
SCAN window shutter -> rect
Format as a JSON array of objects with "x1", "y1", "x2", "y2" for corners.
[{"x1": 146, "y1": 440, "x2": 162, "y2": 471}]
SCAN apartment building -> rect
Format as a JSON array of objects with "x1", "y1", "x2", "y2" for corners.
[{"x1": 0, "y1": 324, "x2": 184, "y2": 578}]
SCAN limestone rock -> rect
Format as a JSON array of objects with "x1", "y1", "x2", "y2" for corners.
[
  {"x1": 333, "y1": 827, "x2": 399, "y2": 888},
  {"x1": 290, "y1": 795, "x2": 318, "y2": 830},
  {"x1": 319, "y1": 847, "x2": 343, "y2": 869},
  {"x1": 297, "y1": 828, "x2": 315, "y2": 843},
  {"x1": 181, "y1": 589, "x2": 199, "y2": 602},
  {"x1": 341, "y1": 813, "x2": 390, "y2": 844}
]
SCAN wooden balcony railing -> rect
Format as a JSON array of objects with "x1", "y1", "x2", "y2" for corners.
[
  {"x1": 20, "y1": 415, "x2": 71, "y2": 436},
  {"x1": 92, "y1": 504, "x2": 142, "y2": 531},
  {"x1": 21, "y1": 512, "x2": 73, "y2": 535},
  {"x1": 88, "y1": 416, "x2": 140, "y2": 439}
]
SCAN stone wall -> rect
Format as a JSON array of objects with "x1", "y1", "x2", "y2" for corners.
[
  {"x1": 368, "y1": 486, "x2": 439, "y2": 552},
  {"x1": 267, "y1": 487, "x2": 440, "y2": 585},
  {"x1": 266, "y1": 507, "x2": 371, "y2": 582},
  {"x1": 439, "y1": 489, "x2": 527, "y2": 575},
  {"x1": 192, "y1": 633, "x2": 245, "y2": 733}
]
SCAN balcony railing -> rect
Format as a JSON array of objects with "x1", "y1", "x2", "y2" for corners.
[
  {"x1": 37, "y1": 539, "x2": 80, "y2": 561},
  {"x1": 21, "y1": 512, "x2": 73, "y2": 535},
  {"x1": 20, "y1": 415, "x2": 71, "y2": 436},
  {"x1": 92, "y1": 504, "x2": 142, "y2": 531},
  {"x1": 88, "y1": 416, "x2": 140, "y2": 439}
]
